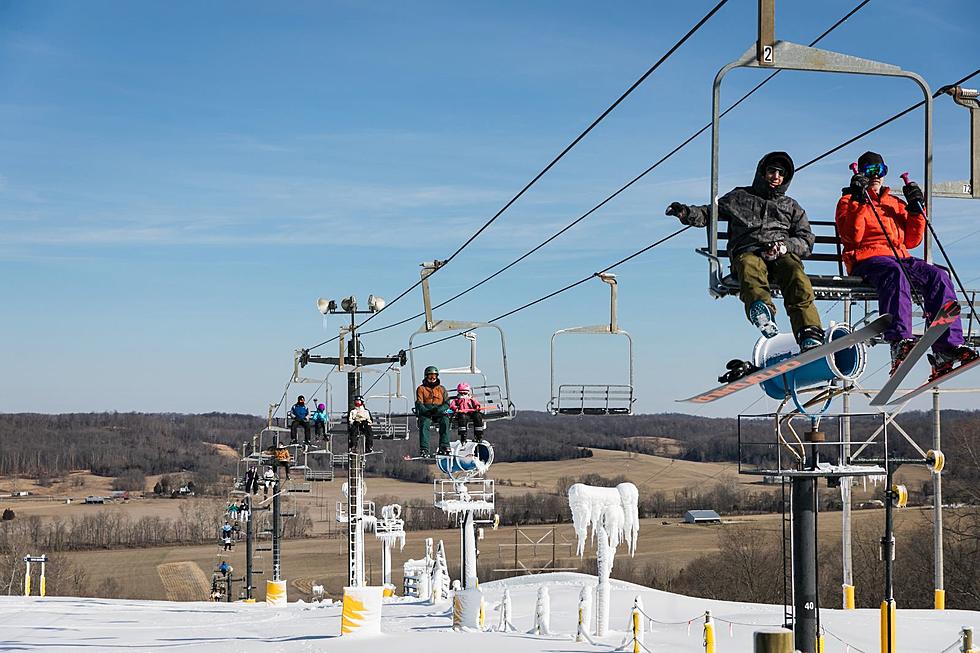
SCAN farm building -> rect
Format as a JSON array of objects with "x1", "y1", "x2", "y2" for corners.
[{"x1": 684, "y1": 509, "x2": 721, "y2": 524}]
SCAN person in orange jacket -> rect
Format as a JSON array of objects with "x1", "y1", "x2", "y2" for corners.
[
  {"x1": 415, "y1": 365, "x2": 450, "y2": 456},
  {"x1": 835, "y1": 151, "x2": 977, "y2": 378}
]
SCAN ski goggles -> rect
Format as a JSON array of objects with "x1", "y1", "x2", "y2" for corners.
[
  {"x1": 764, "y1": 165, "x2": 786, "y2": 176},
  {"x1": 861, "y1": 162, "x2": 888, "y2": 177}
]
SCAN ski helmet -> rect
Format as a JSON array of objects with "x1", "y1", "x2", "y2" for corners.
[
  {"x1": 353, "y1": 395, "x2": 364, "y2": 406},
  {"x1": 424, "y1": 365, "x2": 439, "y2": 376},
  {"x1": 317, "y1": 403, "x2": 325, "y2": 411},
  {"x1": 456, "y1": 382, "x2": 471, "y2": 394}
]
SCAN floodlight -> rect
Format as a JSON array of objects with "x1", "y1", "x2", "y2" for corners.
[
  {"x1": 341, "y1": 296, "x2": 357, "y2": 313},
  {"x1": 368, "y1": 294, "x2": 386, "y2": 312},
  {"x1": 598, "y1": 272, "x2": 617, "y2": 284},
  {"x1": 316, "y1": 298, "x2": 336, "y2": 315}
]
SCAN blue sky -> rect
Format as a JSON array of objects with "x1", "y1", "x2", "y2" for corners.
[{"x1": 1, "y1": 1, "x2": 978, "y2": 417}]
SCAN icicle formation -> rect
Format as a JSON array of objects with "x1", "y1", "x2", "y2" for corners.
[{"x1": 567, "y1": 482, "x2": 639, "y2": 556}]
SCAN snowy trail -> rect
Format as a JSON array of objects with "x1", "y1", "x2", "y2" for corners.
[{"x1": 1, "y1": 573, "x2": 976, "y2": 652}]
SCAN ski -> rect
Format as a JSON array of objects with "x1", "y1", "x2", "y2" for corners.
[
  {"x1": 403, "y1": 454, "x2": 436, "y2": 463},
  {"x1": 679, "y1": 314, "x2": 892, "y2": 404},
  {"x1": 869, "y1": 300, "x2": 961, "y2": 406},
  {"x1": 886, "y1": 355, "x2": 980, "y2": 405}
]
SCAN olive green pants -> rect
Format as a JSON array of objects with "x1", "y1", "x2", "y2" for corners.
[{"x1": 733, "y1": 252, "x2": 821, "y2": 337}]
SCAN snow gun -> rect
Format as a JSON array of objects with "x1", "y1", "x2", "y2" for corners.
[
  {"x1": 752, "y1": 324, "x2": 867, "y2": 413},
  {"x1": 436, "y1": 440, "x2": 494, "y2": 479}
]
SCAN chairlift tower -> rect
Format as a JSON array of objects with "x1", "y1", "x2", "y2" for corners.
[{"x1": 299, "y1": 293, "x2": 403, "y2": 588}]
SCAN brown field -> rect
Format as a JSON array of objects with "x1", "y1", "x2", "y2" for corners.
[
  {"x1": 1, "y1": 448, "x2": 936, "y2": 602},
  {"x1": 65, "y1": 507, "x2": 936, "y2": 603}
]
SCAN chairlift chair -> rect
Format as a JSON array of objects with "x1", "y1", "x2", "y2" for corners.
[
  {"x1": 547, "y1": 273, "x2": 635, "y2": 415},
  {"x1": 365, "y1": 367, "x2": 411, "y2": 440},
  {"x1": 700, "y1": 37, "x2": 934, "y2": 302},
  {"x1": 407, "y1": 261, "x2": 517, "y2": 421}
]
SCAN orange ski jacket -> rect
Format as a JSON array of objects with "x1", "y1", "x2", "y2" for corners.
[{"x1": 834, "y1": 187, "x2": 926, "y2": 274}]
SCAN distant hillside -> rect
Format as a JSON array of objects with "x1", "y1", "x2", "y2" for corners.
[{"x1": 1, "y1": 409, "x2": 978, "y2": 501}]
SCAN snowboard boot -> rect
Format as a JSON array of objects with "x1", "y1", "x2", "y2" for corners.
[
  {"x1": 718, "y1": 358, "x2": 759, "y2": 384},
  {"x1": 889, "y1": 338, "x2": 918, "y2": 375},
  {"x1": 474, "y1": 428, "x2": 485, "y2": 443},
  {"x1": 436, "y1": 446, "x2": 451, "y2": 456},
  {"x1": 458, "y1": 432, "x2": 468, "y2": 443},
  {"x1": 418, "y1": 449, "x2": 433, "y2": 459},
  {"x1": 796, "y1": 325, "x2": 825, "y2": 352},
  {"x1": 928, "y1": 345, "x2": 979, "y2": 381},
  {"x1": 748, "y1": 300, "x2": 779, "y2": 338}
]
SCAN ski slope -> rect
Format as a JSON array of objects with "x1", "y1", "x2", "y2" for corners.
[{"x1": 2, "y1": 573, "x2": 976, "y2": 652}]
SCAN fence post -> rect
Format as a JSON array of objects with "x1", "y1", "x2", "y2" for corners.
[
  {"x1": 753, "y1": 628, "x2": 793, "y2": 652},
  {"x1": 575, "y1": 586, "x2": 592, "y2": 642},
  {"x1": 703, "y1": 610, "x2": 715, "y2": 653},
  {"x1": 629, "y1": 598, "x2": 640, "y2": 653},
  {"x1": 963, "y1": 626, "x2": 977, "y2": 653}
]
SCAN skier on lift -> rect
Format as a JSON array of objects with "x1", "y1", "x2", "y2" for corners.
[
  {"x1": 449, "y1": 383, "x2": 485, "y2": 443},
  {"x1": 288, "y1": 395, "x2": 311, "y2": 446},
  {"x1": 415, "y1": 365, "x2": 451, "y2": 457},
  {"x1": 311, "y1": 402, "x2": 328, "y2": 442},
  {"x1": 836, "y1": 151, "x2": 978, "y2": 379},
  {"x1": 347, "y1": 395, "x2": 374, "y2": 454},
  {"x1": 666, "y1": 152, "x2": 825, "y2": 358}
]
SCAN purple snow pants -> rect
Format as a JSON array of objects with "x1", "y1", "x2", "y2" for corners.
[{"x1": 852, "y1": 255, "x2": 962, "y2": 352}]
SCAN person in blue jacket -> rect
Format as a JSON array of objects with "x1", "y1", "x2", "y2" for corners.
[
  {"x1": 289, "y1": 395, "x2": 311, "y2": 445},
  {"x1": 311, "y1": 402, "x2": 328, "y2": 441}
]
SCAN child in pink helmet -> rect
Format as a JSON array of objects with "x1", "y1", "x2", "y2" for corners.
[{"x1": 449, "y1": 383, "x2": 485, "y2": 443}]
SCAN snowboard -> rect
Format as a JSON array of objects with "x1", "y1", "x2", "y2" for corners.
[
  {"x1": 679, "y1": 314, "x2": 892, "y2": 404},
  {"x1": 869, "y1": 300, "x2": 960, "y2": 407},
  {"x1": 886, "y1": 355, "x2": 980, "y2": 405}
]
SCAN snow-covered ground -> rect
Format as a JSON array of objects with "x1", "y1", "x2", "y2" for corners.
[{"x1": 2, "y1": 572, "x2": 976, "y2": 652}]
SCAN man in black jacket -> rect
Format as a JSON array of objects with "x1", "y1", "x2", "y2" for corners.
[{"x1": 666, "y1": 151, "x2": 824, "y2": 349}]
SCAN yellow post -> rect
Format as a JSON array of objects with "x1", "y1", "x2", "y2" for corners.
[
  {"x1": 879, "y1": 600, "x2": 896, "y2": 653},
  {"x1": 817, "y1": 633, "x2": 825, "y2": 653},
  {"x1": 39, "y1": 561, "x2": 46, "y2": 598},
  {"x1": 632, "y1": 607, "x2": 640, "y2": 653},
  {"x1": 703, "y1": 611, "x2": 716, "y2": 653},
  {"x1": 842, "y1": 584, "x2": 855, "y2": 609},
  {"x1": 23, "y1": 571, "x2": 30, "y2": 597},
  {"x1": 934, "y1": 588, "x2": 945, "y2": 610}
]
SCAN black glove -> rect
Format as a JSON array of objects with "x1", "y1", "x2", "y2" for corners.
[
  {"x1": 761, "y1": 241, "x2": 788, "y2": 262},
  {"x1": 903, "y1": 182, "x2": 924, "y2": 213},
  {"x1": 848, "y1": 173, "x2": 869, "y2": 202},
  {"x1": 665, "y1": 202, "x2": 690, "y2": 221}
]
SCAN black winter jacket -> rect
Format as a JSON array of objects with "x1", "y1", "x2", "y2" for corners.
[{"x1": 681, "y1": 152, "x2": 815, "y2": 260}]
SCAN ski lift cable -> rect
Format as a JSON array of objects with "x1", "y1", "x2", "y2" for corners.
[
  {"x1": 303, "y1": 0, "x2": 732, "y2": 352},
  {"x1": 408, "y1": 225, "x2": 692, "y2": 353},
  {"x1": 356, "y1": 0, "x2": 876, "y2": 340},
  {"x1": 796, "y1": 67, "x2": 980, "y2": 172}
]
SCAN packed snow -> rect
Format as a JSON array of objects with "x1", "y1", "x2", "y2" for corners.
[{"x1": 3, "y1": 572, "x2": 977, "y2": 652}]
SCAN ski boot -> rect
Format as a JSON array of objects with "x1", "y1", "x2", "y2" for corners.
[
  {"x1": 928, "y1": 345, "x2": 980, "y2": 381},
  {"x1": 796, "y1": 326, "x2": 825, "y2": 352},
  {"x1": 718, "y1": 359, "x2": 759, "y2": 384},
  {"x1": 889, "y1": 338, "x2": 918, "y2": 375},
  {"x1": 748, "y1": 300, "x2": 779, "y2": 338}
]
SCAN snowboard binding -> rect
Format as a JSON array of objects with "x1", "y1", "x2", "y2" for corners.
[{"x1": 718, "y1": 358, "x2": 759, "y2": 384}]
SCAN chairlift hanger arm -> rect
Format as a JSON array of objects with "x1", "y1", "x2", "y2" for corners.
[{"x1": 709, "y1": 40, "x2": 932, "y2": 265}]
